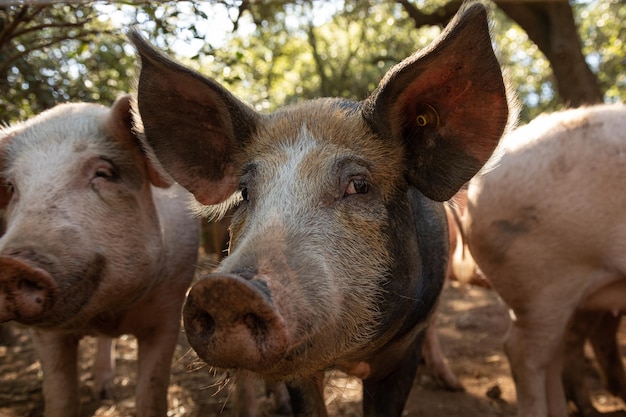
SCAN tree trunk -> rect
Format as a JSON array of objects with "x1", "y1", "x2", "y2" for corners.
[
  {"x1": 397, "y1": 0, "x2": 604, "y2": 107},
  {"x1": 495, "y1": 1, "x2": 603, "y2": 106}
]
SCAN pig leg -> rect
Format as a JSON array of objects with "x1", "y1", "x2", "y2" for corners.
[
  {"x1": 234, "y1": 375, "x2": 292, "y2": 417},
  {"x1": 546, "y1": 343, "x2": 569, "y2": 417},
  {"x1": 504, "y1": 299, "x2": 575, "y2": 417},
  {"x1": 32, "y1": 330, "x2": 81, "y2": 417},
  {"x1": 286, "y1": 372, "x2": 327, "y2": 417},
  {"x1": 421, "y1": 311, "x2": 464, "y2": 391},
  {"x1": 234, "y1": 374, "x2": 259, "y2": 417},
  {"x1": 0, "y1": 323, "x2": 15, "y2": 346},
  {"x1": 562, "y1": 310, "x2": 601, "y2": 417},
  {"x1": 92, "y1": 336, "x2": 116, "y2": 400},
  {"x1": 268, "y1": 381, "x2": 292, "y2": 415},
  {"x1": 588, "y1": 312, "x2": 626, "y2": 404},
  {"x1": 362, "y1": 330, "x2": 423, "y2": 417},
  {"x1": 135, "y1": 322, "x2": 181, "y2": 417}
]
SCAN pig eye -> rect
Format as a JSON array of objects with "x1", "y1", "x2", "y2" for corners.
[
  {"x1": 94, "y1": 167, "x2": 115, "y2": 180},
  {"x1": 344, "y1": 178, "x2": 370, "y2": 197}
]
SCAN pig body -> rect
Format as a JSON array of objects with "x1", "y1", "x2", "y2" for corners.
[
  {"x1": 132, "y1": 3, "x2": 510, "y2": 416},
  {"x1": 466, "y1": 104, "x2": 626, "y2": 417},
  {"x1": 0, "y1": 97, "x2": 199, "y2": 417}
]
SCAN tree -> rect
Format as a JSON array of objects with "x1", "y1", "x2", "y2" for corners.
[
  {"x1": 495, "y1": 1, "x2": 604, "y2": 106},
  {"x1": 396, "y1": 0, "x2": 620, "y2": 121},
  {"x1": 0, "y1": 3, "x2": 134, "y2": 123},
  {"x1": 1, "y1": 1, "x2": 623, "y2": 125},
  {"x1": 0, "y1": 2, "x2": 204, "y2": 124}
]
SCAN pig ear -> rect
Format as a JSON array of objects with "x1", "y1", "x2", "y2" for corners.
[
  {"x1": 105, "y1": 94, "x2": 171, "y2": 188},
  {"x1": 129, "y1": 30, "x2": 261, "y2": 206},
  {"x1": 363, "y1": 3, "x2": 510, "y2": 202}
]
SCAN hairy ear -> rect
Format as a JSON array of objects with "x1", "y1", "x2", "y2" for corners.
[
  {"x1": 363, "y1": 3, "x2": 510, "y2": 202},
  {"x1": 128, "y1": 30, "x2": 261, "y2": 205},
  {"x1": 105, "y1": 94, "x2": 171, "y2": 188}
]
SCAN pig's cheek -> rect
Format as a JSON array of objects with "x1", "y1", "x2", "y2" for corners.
[{"x1": 80, "y1": 188, "x2": 161, "y2": 305}]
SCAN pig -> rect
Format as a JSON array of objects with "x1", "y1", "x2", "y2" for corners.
[
  {"x1": 444, "y1": 189, "x2": 489, "y2": 288},
  {"x1": 465, "y1": 103, "x2": 626, "y2": 417},
  {"x1": 420, "y1": 188, "x2": 490, "y2": 393},
  {"x1": 562, "y1": 310, "x2": 626, "y2": 417},
  {"x1": 130, "y1": 3, "x2": 511, "y2": 416},
  {"x1": 0, "y1": 96, "x2": 199, "y2": 417}
]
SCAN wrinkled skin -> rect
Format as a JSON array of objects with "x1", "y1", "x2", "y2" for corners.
[
  {"x1": 132, "y1": 3, "x2": 510, "y2": 416},
  {"x1": 466, "y1": 104, "x2": 626, "y2": 417},
  {"x1": 0, "y1": 96, "x2": 199, "y2": 417}
]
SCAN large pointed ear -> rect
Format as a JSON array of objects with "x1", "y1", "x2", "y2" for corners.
[
  {"x1": 104, "y1": 94, "x2": 171, "y2": 188},
  {"x1": 362, "y1": 3, "x2": 510, "y2": 202},
  {"x1": 128, "y1": 30, "x2": 261, "y2": 205}
]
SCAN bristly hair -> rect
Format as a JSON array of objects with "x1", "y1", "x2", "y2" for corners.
[{"x1": 189, "y1": 190, "x2": 242, "y2": 221}]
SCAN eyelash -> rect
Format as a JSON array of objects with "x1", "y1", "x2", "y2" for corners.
[{"x1": 344, "y1": 178, "x2": 370, "y2": 197}]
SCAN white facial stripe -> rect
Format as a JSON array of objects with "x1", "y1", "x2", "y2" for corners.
[{"x1": 257, "y1": 124, "x2": 321, "y2": 216}]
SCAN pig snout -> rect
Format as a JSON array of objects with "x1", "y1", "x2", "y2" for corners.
[
  {"x1": 183, "y1": 273, "x2": 288, "y2": 372},
  {"x1": 0, "y1": 254, "x2": 56, "y2": 323}
]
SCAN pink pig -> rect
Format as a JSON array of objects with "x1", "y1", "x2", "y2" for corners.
[
  {"x1": 466, "y1": 104, "x2": 626, "y2": 417},
  {"x1": 0, "y1": 96, "x2": 199, "y2": 417}
]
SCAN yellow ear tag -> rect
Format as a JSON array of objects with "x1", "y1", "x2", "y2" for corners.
[{"x1": 416, "y1": 104, "x2": 440, "y2": 128}]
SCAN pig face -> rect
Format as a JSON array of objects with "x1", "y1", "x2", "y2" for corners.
[
  {"x1": 131, "y1": 2, "x2": 509, "y2": 385},
  {"x1": 0, "y1": 96, "x2": 169, "y2": 329}
]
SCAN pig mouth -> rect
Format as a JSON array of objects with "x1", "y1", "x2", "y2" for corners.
[{"x1": 183, "y1": 273, "x2": 290, "y2": 373}]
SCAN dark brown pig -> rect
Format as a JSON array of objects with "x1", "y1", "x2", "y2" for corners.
[
  {"x1": 131, "y1": 3, "x2": 511, "y2": 416},
  {"x1": 466, "y1": 104, "x2": 626, "y2": 417},
  {"x1": 0, "y1": 96, "x2": 199, "y2": 417}
]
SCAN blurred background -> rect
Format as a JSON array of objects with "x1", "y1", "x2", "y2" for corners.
[{"x1": 1, "y1": 0, "x2": 624, "y2": 126}]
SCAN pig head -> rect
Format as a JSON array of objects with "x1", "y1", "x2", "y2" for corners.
[
  {"x1": 131, "y1": 3, "x2": 510, "y2": 416},
  {"x1": 0, "y1": 96, "x2": 198, "y2": 417}
]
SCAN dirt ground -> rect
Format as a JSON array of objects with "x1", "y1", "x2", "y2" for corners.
[{"x1": 1, "y1": 255, "x2": 625, "y2": 417}]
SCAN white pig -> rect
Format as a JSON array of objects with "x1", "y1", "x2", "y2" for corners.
[
  {"x1": 0, "y1": 96, "x2": 199, "y2": 417},
  {"x1": 466, "y1": 103, "x2": 626, "y2": 417}
]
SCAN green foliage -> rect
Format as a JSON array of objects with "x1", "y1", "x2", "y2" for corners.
[
  {"x1": 1, "y1": 0, "x2": 623, "y2": 126},
  {"x1": 575, "y1": 0, "x2": 625, "y2": 103},
  {"x1": 0, "y1": 4, "x2": 134, "y2": 124},
  {"x1": 183, "y1": 1, "x2": 443, "y2": 112},
  {"x1": 489, "y1": 6, "x2": 562, "y2": 123}
]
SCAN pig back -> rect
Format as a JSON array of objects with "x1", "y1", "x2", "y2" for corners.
[{"x1": 466, "y1": 104, "x2": 626, "y2": 302}]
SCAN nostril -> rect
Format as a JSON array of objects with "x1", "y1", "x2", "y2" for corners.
[
  {"x1": 18, "y1": 278, "x2": 46, "y2": 305},
  {"x1": 243, "y1": 312, "x2": 268, "y2": 343},
  {"x1": 194, "y1": 311, "x2": 215, "y2": 337},
  {"x1": 19, "y1": 278, "x2": 45, "y2": 291},
  {"x1": 189, "y1": 309, "x2": 215, "y2": 339}
]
